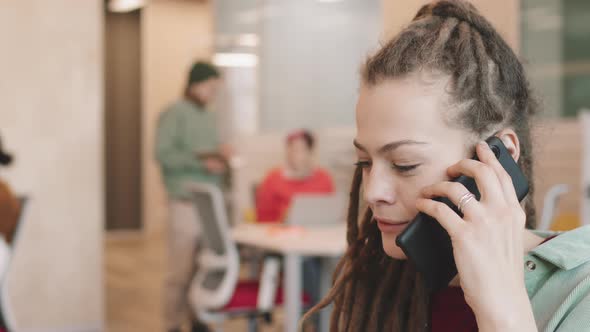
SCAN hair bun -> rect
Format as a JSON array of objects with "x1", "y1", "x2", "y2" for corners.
[{"x1": 415, "y1": 1, "x2": 493, "y2": 38}]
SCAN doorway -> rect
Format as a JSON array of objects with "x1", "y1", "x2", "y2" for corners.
[{"x1": 104, "y1": 8, "x2": 143, "y2": 230}]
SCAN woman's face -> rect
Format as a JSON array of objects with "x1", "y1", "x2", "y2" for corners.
[{"x1": 354, "y1": 75, "x2": 473, "y2": 259}]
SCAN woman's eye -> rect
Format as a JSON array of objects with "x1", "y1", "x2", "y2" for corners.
[
  {"x1": 393, "y1": 164, "x2": 420, "y2": 172},
  {"x1": 354, "y1": 160, "x2": 372, "y2": 169}
]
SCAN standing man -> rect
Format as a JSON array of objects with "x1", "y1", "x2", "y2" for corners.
[{"x1": 156, "y1": 61, "x2": 228, "y2": 332}]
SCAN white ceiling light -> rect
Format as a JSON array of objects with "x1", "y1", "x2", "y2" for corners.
[
  {"x1": 317, "y1": 0, "x2": 344, "y2": 3},
  {"x1": 213, "y1": 53, "x2": 258, "y2": 68},
  {"x1": 108, "y1": 0, "x2": 147, "y2": 13}
]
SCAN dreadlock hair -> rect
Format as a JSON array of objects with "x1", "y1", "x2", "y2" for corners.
[{"x1": 302, "y1": 1, "x2": 538, "y2": 331}]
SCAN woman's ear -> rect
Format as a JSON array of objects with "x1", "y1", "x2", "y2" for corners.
[{"x1": 495, "y1": 129, "x2": 520, "y2": 162}]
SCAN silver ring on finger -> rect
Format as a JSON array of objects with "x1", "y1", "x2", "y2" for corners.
[{"x1": 457, "y1": 192, "x2": 476, "y2": 214}]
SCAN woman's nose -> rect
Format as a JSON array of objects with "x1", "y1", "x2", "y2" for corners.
[{"x1": 363, "y1": 164, "x2": 396, "y2": 206}]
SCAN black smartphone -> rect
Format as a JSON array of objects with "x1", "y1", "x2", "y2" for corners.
[{"x1": 395, "y1": 136, "x2": 529, "y2": 291}]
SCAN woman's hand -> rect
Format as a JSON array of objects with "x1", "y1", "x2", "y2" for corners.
[{"x1": 416, "y1": 141, "x2": 537, "y2": 332}]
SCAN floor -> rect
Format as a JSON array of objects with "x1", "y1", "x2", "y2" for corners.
[{"x1": 105, "y1": 229, "x2": 285, "y2": 332}]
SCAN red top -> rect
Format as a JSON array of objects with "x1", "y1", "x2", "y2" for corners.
[
  {"x1": 431, "y1": 235, "x2": 558, "y2": 332},
  {"x1": 255, "y1": 167, "x2": 334, "y2": 223}
]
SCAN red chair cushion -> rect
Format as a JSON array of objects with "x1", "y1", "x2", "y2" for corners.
[{"x1": 221, "y1": 280, "x2": 312, "y2": 312}]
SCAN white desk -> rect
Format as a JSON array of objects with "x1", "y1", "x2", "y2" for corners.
[{"x1": 232, "y1": 223, "x2": 347, "y2": 332}]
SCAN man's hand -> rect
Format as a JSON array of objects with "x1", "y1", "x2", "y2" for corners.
[
  {"x1": 219, "y1": 143, "x2": 234, "y2": 160},
  {"x1": 204, "y1": 157, "x2": 227, "y2": 174}
]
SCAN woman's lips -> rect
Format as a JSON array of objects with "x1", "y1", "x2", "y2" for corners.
[{"x1": 375, "y1": 217, "x2": 410, "y2": 234}]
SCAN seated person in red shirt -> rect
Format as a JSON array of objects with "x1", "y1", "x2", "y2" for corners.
[
  {"x1": 255, "y1": 129, "x2": 334, "y2": 329},
  {"x1": 256, "y1": 129, "x2": 334, "y2": 223}
]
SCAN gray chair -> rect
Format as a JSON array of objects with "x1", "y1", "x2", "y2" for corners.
[{"x1": 187, "y1": 183, "x2": 281, "y2": 332}]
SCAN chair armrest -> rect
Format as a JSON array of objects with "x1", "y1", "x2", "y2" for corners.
[{"x1": 197, "y1": 249, "x2": 228, "y2": 270}]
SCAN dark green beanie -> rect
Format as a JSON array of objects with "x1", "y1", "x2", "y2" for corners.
[{"x1": 188, "y1": 61, "x2": 220, "y2": 86}]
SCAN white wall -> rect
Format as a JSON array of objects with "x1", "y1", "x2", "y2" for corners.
[
  {"x1": 0, "y1": 1, "x2": 104, "y2": 330},
  {"x1": 259, "y1": 0, "x2": 381, "y2": 131}
]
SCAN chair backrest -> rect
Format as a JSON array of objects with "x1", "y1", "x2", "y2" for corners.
[
  {"x1": 285, "y1": 193, "x2": 346, "y2": 227},
  {"x1": 539, "y1": 184, "x2": 569, "y2": 231},
  {"x1": 187, "y1": 183, "x2": 240, "y2": 311}
]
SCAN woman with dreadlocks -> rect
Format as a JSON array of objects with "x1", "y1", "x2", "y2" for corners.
[{"x1": 303, "y1": 1, "x2": 590, "y2": 331}]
